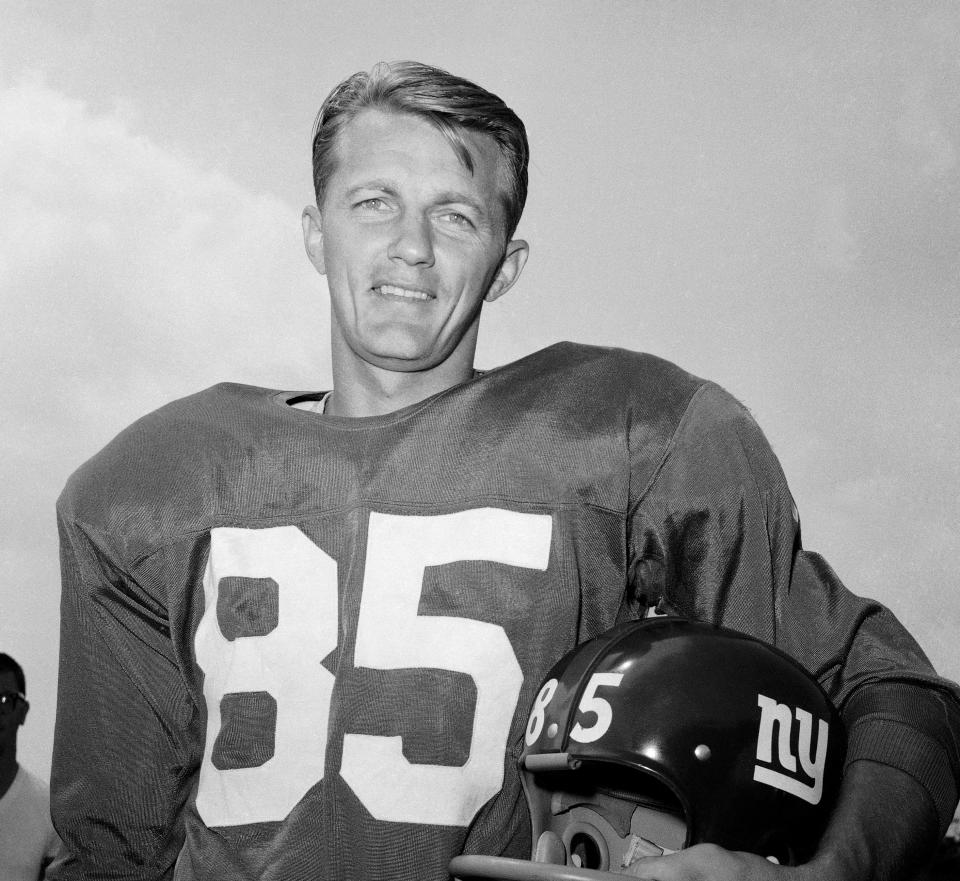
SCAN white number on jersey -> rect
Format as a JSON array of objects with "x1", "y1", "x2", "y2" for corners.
[{"x1": 194, "y1": 508, "x2": 552, "y2": 828}]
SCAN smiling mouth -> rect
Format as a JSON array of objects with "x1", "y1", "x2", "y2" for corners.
[{"x1": 373, "y1": 284, "x2": 434, "y2": 302}]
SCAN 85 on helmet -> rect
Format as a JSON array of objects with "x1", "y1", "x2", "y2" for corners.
[{"x1": 451, "y1": 617, "x2": 844, "y2": 880}]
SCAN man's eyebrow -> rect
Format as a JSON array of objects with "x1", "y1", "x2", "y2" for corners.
[
  {"x1": 344, "y1": 179, "x2": 398, "y2": 198},
  {"x1": 432, "y1": 191, "x2": 488, "y2": 215}
]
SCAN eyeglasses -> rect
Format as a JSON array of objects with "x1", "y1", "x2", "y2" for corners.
[{"x1": 0, "y1": 692, "x2": 25, "y2": 715}]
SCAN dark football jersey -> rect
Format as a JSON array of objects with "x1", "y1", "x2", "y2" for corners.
[{"x1": 51, "y1": 343, "x2": 960, "y2": 880}]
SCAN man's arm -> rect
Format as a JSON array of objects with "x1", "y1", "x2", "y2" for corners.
[
  {"x1": 627, "y1": 381, "x2": 960, "y2": 877},
  {"x1": 628, "y1": 762, "x2": 943, "y2": 880},
  {"x1": 50, "y1": 502, "x2": 195, "y2": 880}
]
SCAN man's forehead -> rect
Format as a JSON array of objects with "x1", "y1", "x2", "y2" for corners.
[{"x1": 332, "y1": 108, "x2": 506, "y2": 194}]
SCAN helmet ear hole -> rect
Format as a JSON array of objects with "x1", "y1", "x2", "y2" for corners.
[{"x1": 568, "y1": 829, "x2": 605, "y2": 870}]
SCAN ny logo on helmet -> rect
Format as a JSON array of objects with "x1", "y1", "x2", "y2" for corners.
[{"x1": 753, "y1": 694, "x2": 830, "y2": 805}]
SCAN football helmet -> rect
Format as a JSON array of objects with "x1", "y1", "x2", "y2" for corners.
[{"x1": 451, "y1": 617, "x2": 844, "y2": 879}]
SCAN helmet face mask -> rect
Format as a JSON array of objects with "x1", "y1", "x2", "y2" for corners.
[{"x1": 451, "y1": 618, "x2": 844, "y2": 880}]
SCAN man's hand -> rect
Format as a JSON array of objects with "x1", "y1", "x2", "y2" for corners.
[{"x1": 626, "y1": 844, "x2": 808, "y2": 881}]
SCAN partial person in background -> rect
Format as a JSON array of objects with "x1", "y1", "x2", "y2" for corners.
[{"x1": 0, "y1": 653, "x2": 63, "y2": 881}]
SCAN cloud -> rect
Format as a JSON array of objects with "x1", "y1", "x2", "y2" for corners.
[{"x1": 0, "y1": 73, "x2": 327, "y2": 418}]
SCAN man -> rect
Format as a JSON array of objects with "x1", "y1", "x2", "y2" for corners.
[
  {"x1": 52, "y1": 62, "x2": 959, "y2": 880},
  {"x1": 1, "y1": 653, "x2": 64, "y2": 880}
]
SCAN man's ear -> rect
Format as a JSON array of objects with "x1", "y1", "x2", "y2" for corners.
[
  {"x1": 485, "y1": 238, "x2": 530, "y2": 303},
  {"x1": 302, "y1": 205, "x2": 326, "y2": 276}
]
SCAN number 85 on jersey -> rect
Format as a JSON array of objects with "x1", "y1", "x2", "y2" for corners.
[{"x1": 194, "y1": 509, "x2": 553, "y2": 828}]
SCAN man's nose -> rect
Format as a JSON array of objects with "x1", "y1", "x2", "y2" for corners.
[{"x1": 387, "y1": 212, "x2": 435, "y2": 266}]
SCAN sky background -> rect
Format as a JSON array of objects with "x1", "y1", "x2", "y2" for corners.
[{"x1": 1, "y1": 1, "x2": 957, "y2": 783}]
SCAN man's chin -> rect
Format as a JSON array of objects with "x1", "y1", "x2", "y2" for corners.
[
  {"x1": 343, "y1": 314, "x2": 480, "y2": 375},
  {"x1": 358, "y1": 336, "x2": 448, "y2": 373},
  {"x1": 362, "y1": 351, "x2": 442, "y2": 374}
]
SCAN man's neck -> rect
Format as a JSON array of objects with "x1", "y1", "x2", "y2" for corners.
[{"x1": 328, "y1": 348, "x2": 477, "y2": 418}]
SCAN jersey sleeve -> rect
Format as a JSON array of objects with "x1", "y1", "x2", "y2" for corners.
[
  {"x1": 627, "y1": 381, "x2": 960, "y2": 833},
  {"x1": 50, "y1": 501, "x2": 196, "y2": 880}
]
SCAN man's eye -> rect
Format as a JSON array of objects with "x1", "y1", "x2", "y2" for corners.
[
  {"x1": 357, "y1": 198, "x2": 387, "y2": 210},
  {"x1": 442, "y1": 212, "x2": 473, "y2": 228}
]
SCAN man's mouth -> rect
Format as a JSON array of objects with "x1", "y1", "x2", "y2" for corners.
[{"x1": 373, "y1": 284, "x2": 434, "y2": 302}]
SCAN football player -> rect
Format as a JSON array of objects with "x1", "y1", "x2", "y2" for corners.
[{"x1": 51, "y1": 61, "x2": 959, "y2": 880}]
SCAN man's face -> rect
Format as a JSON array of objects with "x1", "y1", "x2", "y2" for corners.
[
  {"x1": 303, "y1": 108, "x2": 527, "y2": 374},
  {"x1": 0, "y1": 671, "x2": 26, "y2": 759}
]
